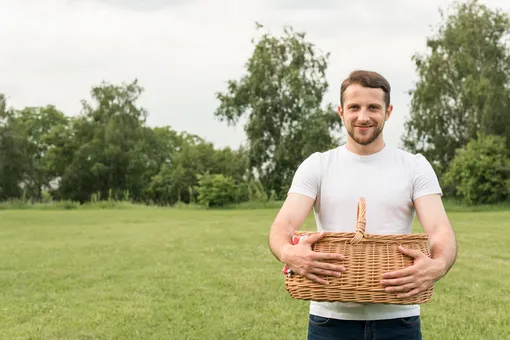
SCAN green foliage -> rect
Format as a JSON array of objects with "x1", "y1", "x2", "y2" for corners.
[
  {"x1": 0, "y1": 81, "x2": 257, "y2": 207},
  {"x1": 442, "y1": 134, "x2": 510, "y2": 205},
  {"x1": 0, "y1": 99, "x2": 27, "y2": 200},
  {"x1": 16, "y1": 105, "x2": 69, "y2": 200},
  {"x1": 402, "y1": 0, "x2": 510, "y2": 174},
  {"x1": 196, "y1": 174, "x2": 238, "y2": 207},
  {"x1": 214, "y1": 24, "x2": 341, "y2": 199},
  {"x1": 56, "y1": 79, "x2": 153, "y2": 203},
  {"x1": 146, "y1": 135, "x2": 250, "y2": 206}
]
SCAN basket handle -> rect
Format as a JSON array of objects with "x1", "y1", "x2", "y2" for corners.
[{"x1": 350, "y1": 197, "x2": 366, "y2": 244}]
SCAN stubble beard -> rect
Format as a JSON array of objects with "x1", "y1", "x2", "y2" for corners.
[{"x1": 346, "y1": 122, "x2": 384, "y2": 146}]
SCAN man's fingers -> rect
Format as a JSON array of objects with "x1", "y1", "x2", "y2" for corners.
[
  {"x1": 306, "y1": 273, "x2": 329, "y2": 285},
  {"x1": 309, "y1": 250, "x2": 344, "y2": 262},
  {"x1": 315, "y1": 252, "x2": 345, "y2": 261},
  {"x1": 381, "y1": 275, "x2": 413, "y2": 287},
  {"x1": 300, "y1": 233, "x2": 345, "y2": 262},
  {"x1": 399, "y1": 245, "x2": 425, "y2": 259},
  {"x1": 310, "y1": 267, "x2": 344, "y2": 278},
  {"x1": 303, "y1": 232, "x2": 326, "y2": 245},
  {"x1": 385, "y1": 282, "x2": 416, "y2": 293},
  {"x1": 397, "y1": 286, "x2": 423, "y2": 299},
  {"x1": 315, "y1": 262, "x2": 347, "y2": 274},
  {"x1": 382, "y1": 265, "x2": 415, "y2": 279}
]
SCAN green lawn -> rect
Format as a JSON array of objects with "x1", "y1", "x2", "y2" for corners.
[{"x1": 0, "y1": 207, "x2": 509, "y2": 339}]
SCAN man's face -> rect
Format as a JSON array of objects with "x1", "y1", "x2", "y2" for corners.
[{"x1": 338, "y1": 84, "x2": 392, "y2": 146}]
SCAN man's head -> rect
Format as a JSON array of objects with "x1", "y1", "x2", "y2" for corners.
[{"x1": 338, "y1": 70, "x2": 393, "y2": 146}]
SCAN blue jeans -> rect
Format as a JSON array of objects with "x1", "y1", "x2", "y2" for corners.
[{"x1": 308, "y1": 314, "x2": 422, "y2": 340}]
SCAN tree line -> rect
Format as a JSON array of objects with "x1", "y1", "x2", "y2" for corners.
[
  {"x1": 1, "y1": 0, "x2": 510, "y2": 206},
  {"x1": 0, "y1": 84, "x2": 253, "y2": 206}
]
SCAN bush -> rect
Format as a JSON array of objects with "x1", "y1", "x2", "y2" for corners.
[
  {"x1": 196, "y1": 174, "x2": 238, "y2": 207},
  {"x1": 442, "y1": 133, "x2": 510, "y2": 205}
]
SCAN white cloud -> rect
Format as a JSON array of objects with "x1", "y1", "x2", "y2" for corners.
[{"x1": 1, "y1": 0, "x2": 510, "y2": 150}]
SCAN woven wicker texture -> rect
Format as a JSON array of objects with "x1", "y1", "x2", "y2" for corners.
[{"x1": 285, "y1": 197, "x2": 434, "y2": 305}]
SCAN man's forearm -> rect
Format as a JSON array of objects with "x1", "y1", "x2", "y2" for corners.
[
  {"x1": 429, "y1": 227, "x2": 458, "y2": 279},
  {"x1": 267, "y1": 193, "x2": 316, "y2": 263},
  {"x1": 269, "y1": 223, "x2": 295, "y2": 263}
]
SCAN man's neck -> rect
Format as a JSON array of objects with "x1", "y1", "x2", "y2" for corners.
[{"x1": 345, "y1": 138, "x2": 386, "y2": 156}]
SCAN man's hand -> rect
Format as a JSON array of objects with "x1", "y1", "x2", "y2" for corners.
[
  {"x1": 281, "y1": 232, "x2": 346, "y2": 285},
  {"x1": 381, "y1": 245, "x2": 446, "y2": 298}
]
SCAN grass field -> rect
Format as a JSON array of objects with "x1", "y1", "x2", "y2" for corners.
[{"x1": 1, "y1": 206, "x2": 509, "y2": 339}]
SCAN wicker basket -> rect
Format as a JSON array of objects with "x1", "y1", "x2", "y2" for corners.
[{"x1": 284, "y1": 197, "x2": 434, "y2": 305}]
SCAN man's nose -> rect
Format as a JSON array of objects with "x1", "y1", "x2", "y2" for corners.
[{"x1": 358, "y1": 109, "x2": 370, "y2": 122}]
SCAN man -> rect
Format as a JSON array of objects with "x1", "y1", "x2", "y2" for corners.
[{"x1": 268, "y1": 70, "x2": 457, "y2": 340}]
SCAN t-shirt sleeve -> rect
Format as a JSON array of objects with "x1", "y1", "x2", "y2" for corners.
[
  {"x1": 287, "y1": 152, "x2": 321, "y2": 199},
  {"x1": 412, "y1": 154, "x2": 443, "y2": 201}
]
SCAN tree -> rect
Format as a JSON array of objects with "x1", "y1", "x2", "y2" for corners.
[
  {"x1": 146, "y1": 133, "x2": 250, "y2": 205},
  {"x1": 442, "y1": 133, "x2": 510, "y2": 204},
  {"x1": 15, "y1": 105, "x2": 69, "y2": 200},
  {"x1": 57, "y1": 80, "x2": 152, "y2": 202},
  {"x1": 214, "y1": 24, "x2": 342, "y2": 199},
  {"x1": 0, "y1": 95, "x2": 25, "y2": 200},
  {"x1": 401, "y1": 0, "x2": 510, "y2": 174},
  {"x1": 0, "y1": 80, "x2": 258, "y2": 205}
]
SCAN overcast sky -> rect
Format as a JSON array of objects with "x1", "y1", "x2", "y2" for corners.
[{"x1": 1, "y1": 0, "x2": 510, "y2": 150}]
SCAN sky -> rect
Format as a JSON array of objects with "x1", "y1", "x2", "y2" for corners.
[{"x1": 1, "y1": 0, "x2": 510, "y2": 150}]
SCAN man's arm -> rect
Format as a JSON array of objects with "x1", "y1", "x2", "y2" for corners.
[
  {"x1": 381, "y1": 194, "x2": 457, "y2": 298},
  {"x1": 415, "y1": 193, "x2": 457, "y2": 278},
  {"x1": 269, "y1": 193, "x2": 346, "y2": 285},
  {"x1": 268, "y1": 193, "x2": 315, "y2": 262}
]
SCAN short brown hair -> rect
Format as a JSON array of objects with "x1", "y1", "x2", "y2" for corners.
[{"x1": 340, "y1": 70, "x2": 391, "y2": 109}]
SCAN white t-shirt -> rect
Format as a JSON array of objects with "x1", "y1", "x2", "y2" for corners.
[{"x1": 288, "y1": 144, "x2": 442, "y2": 321}]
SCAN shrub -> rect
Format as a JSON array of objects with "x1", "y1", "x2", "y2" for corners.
[
  {"x1": 196, "y1": 174, "x2": 237, "y2": 207},
  {"x1": 442, "y1": 133, "x2": 510, "y2": 205}
]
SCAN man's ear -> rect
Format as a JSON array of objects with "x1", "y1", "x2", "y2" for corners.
[
  {"x1": 385, "y1": 104, "x2": 393, "y2": 121},
  {"x1": 338, "y1": 105, "x2": 344, "y2": 119}
]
